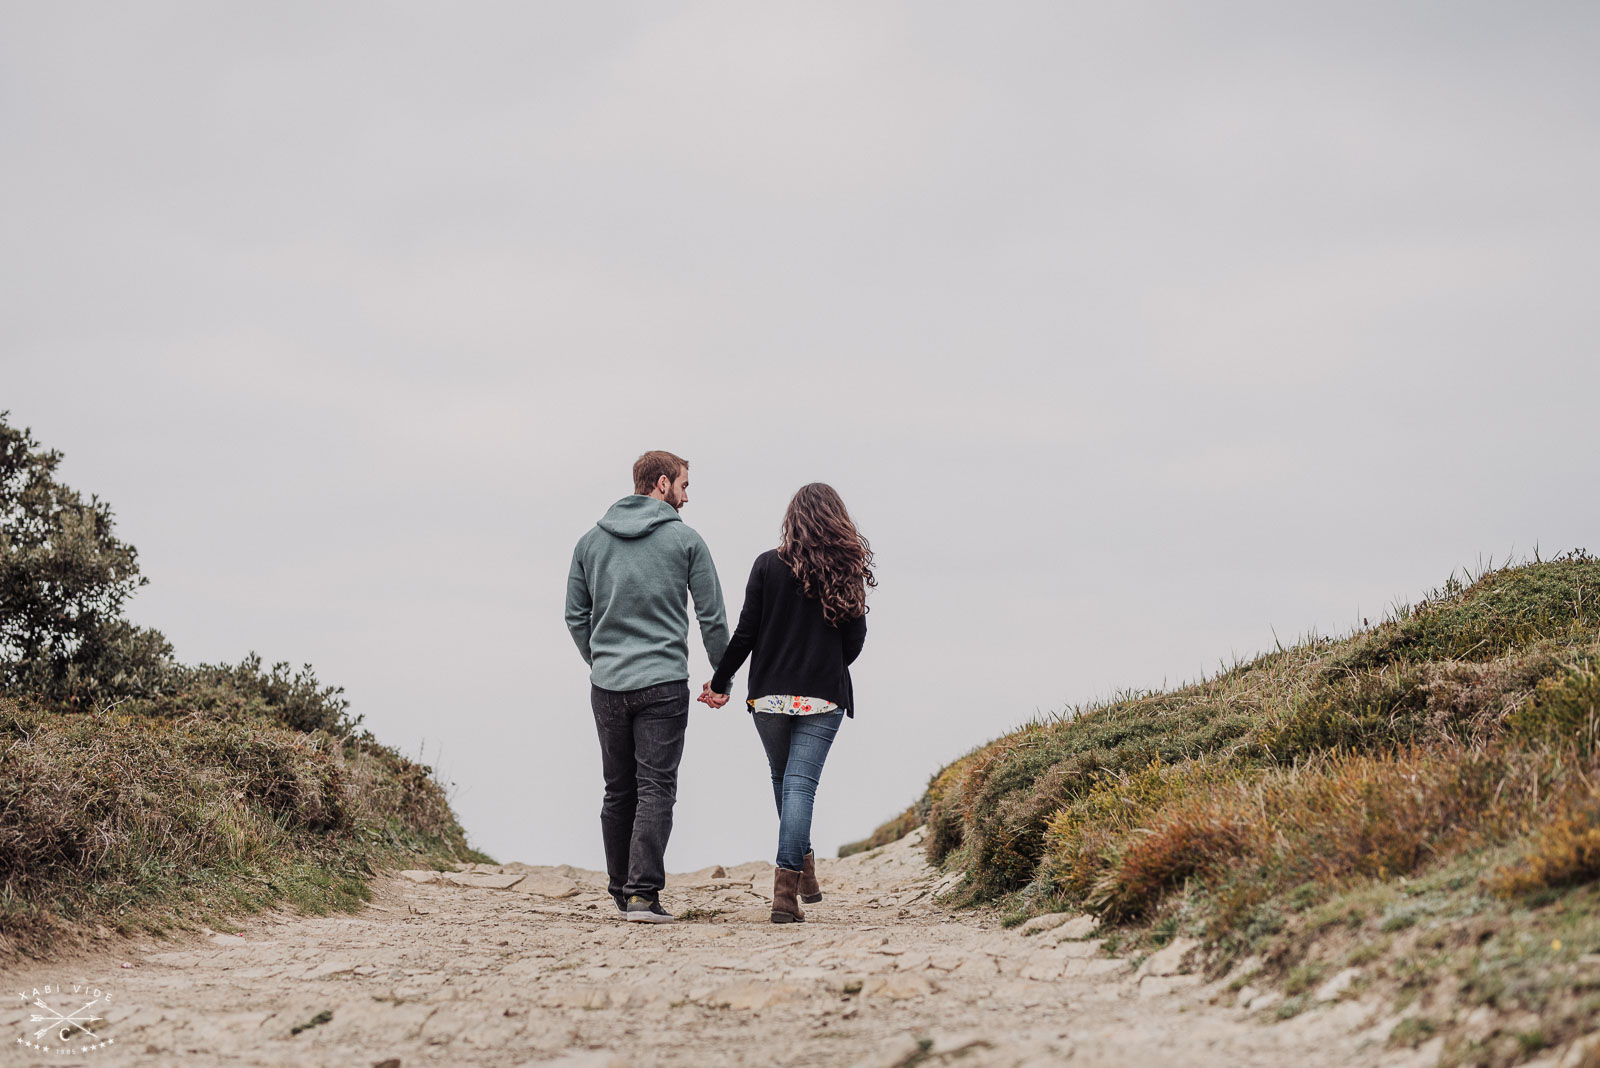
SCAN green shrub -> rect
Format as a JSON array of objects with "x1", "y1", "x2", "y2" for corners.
[
  {"x1": 0, "y1": 415, "x2": 149, "y2": 707},
  {"x1": 1258, "y1": 667, "x2": 1431, "y2": 760},
  {"x1": 1506, "y1": 662, "x2": 1600, "y2": 750},
  {"x1": 1338, "y1": 555, "x2": 1600, "y2": 671},
  {"x1": 162, "y1": 654, "x2": 359, "y2": 736}
]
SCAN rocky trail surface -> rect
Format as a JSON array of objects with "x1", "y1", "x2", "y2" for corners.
[{"x1": 2, "y1": 829, "x2": 1493, "y2": 1067}]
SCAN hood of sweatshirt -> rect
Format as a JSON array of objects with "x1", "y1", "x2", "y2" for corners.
[{"x1": 596, "y1": 494, "x2": 682, "y2": 539}]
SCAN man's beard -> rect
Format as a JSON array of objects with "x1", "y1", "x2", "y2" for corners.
[{"x1": 666, "y1": 487, "x2": 685, "y2": 511}]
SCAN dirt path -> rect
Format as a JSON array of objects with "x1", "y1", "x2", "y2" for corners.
[{"x1": 3, "y1": 829, "x2": 1441, "y2": 1067}]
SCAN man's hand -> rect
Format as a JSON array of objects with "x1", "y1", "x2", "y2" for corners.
[{"x1": 698, "y1": 682, "x2": 731, "y2": 709}]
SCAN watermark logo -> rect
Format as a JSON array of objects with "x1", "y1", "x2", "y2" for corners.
[{"x1": 14, "y1": 982, "x2": 116, "y2": 1055}]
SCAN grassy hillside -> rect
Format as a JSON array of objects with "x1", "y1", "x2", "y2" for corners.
[
  {"x1": 0, "y1": 690, "x2": 487, "y2": 961},
  {"x1": 848, "y1": 553, "x2": 1600, "y2": 1063},
  {"x1": 0, "y1": 415, "x2": 487, "y2": 961}
]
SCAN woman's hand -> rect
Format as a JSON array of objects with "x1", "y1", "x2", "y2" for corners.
[{"x1": 698, "y1": 682, "x2": 731, "y2": 709}]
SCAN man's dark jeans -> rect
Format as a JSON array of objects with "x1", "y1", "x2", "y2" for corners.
[{"x1": 591, "y1": 680, "x2": 690, "y2": 903}]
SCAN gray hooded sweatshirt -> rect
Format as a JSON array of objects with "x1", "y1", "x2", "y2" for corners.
[{"x1": 565, "y1": 495, "x2": 730, "y2": 692}]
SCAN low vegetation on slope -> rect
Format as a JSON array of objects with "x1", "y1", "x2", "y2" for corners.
[
  {"x1": 0, "y1": 688, "x2": 483, "y2": 960},
  {"x1": 0, "y1": 414, "x2": 485, "y2": 960},
  {"x1": 848, "y1": 553, "x2": 1600, "y2": 1063}
]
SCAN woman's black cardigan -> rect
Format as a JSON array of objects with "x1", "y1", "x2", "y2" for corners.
[{"x1": 710, "y1": 549, "x2": 867, "y2": 717}]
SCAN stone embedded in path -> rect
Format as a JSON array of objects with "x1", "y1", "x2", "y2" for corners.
[
  {"x1": 1017, "y1": 908, "x2": 1081, "y2": 933},
  {"x1": 508, "y1": 873, "x2": 581, "y2": 898},
  {"x1": 1049, "y1": 914, "x2": 1101, "y2": 941},
  {"x1": 406, "y1": 863, "x2": 584, "y2": 897},
  {"x1": 700, "y1": 981, "x2": 809, "y2": 1011},
  {"x1": 851, "y1": 1034, "x2": 928, "y2": 1068},
  {"x1": 527, "y1": 1053, "x2": 629, "y2": 1068},
  {"x1": 861, "y1": 973, "x2": 937, "y2": 1000},
  {"x1": 1137, "y1": 936, "x2": 1202, "y2": 977},
  {"x1": 1244, "y1": 989, "x2": 1282, "y2": 1012},
  {"x1": 1139, "y1": 973, "x2": 1205, "y2": 998},
  {"x1": 955, "y1": 954, "x2": 1001, "y2": 978},
  {"x1": 540, "y1": 984, "x2": 643, "y2": 1010},
  {"x1": 1020, "y1": 949, "x2": 1072, "y2": 981},
  {"x1": 1313, "y1": 966, "x2": 1363, "y2": 1002},
  {"x1": 444, "y1": 870, "x2": 526, "y2": 890},
  {"x1": 1064, "y1": 956, "x2": 1132, "y2": 978},
  {"x1": 923, "y1": 1030, "x2": 995, "y2": 1057},
  {"x1": 665, "y1": 864, "x2": 728, "y2": 888},
  {"x1": 303, "y1": 960, "x2": 357, "y2": 979}
]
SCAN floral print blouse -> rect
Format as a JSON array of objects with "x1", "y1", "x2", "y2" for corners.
[{"x1": 748, "y1": 695, "x2": 840, "y2": 716}]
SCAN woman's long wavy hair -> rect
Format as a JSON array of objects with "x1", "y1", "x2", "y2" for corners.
[{"x1": 777, "y1": 483, "x2": 876, "y2": 625}]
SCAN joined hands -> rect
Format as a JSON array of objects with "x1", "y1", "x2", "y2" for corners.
[{"x1": 698, "y1": 682, "x2": 730, "y2": 709}]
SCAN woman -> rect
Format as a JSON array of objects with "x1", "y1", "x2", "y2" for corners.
[{"x1": 702, "y1": 482, "x2": 874, "y2": 924}]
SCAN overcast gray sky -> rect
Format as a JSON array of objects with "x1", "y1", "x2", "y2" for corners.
[{"x1": 4, "y1": 2, "x2": 1597, "y2": 874}]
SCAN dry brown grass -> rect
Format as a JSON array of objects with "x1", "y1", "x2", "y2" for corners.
[
  {"x1": 853, "y1": 556, "x2": 1600, "y2": 913},
  {"x1": 1061, "y1": 742, "x2": 1595, "y2": 925},
  {"x1": 842, "y1": 554, "x2": 1600, "y2": 1060},
  {"x1": 0, "y1": 696, "x2": 479, "y2": 961},
  {"x1": 1491, "y1": 794, "x2": 1600, "y2": 896}
]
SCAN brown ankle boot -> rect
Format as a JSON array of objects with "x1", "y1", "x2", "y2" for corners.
[
  {"x1": 799, "y1": 850, "x2": 822, "y2": 904},
  {"x1": 771, "y1": 867, "x2": 806, "y2": 924}
]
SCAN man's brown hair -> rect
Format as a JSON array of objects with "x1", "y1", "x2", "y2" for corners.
[{"x1": 632, "y1": 450, "x2": 688, "y2": 495}]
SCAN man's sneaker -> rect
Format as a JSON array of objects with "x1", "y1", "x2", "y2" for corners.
[
  {"x1": 612, "y1": 893, "x2": 627, "y2": 916},
  {"x1": 624, "y1": 895, "x2": 674, "y2": 924}
]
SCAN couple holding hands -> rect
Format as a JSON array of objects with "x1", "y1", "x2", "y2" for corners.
[{"x1": 565, "y1": 450, "x2": 874, "y2": 924}]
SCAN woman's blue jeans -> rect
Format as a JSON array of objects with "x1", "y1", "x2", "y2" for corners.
[{"x1": 751, "y1": 710, "x2": 844, "y2": 872}]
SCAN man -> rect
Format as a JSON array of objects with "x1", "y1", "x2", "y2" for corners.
[{"x1": 565, "y1": 450, "x2": 729, "y2": 923}]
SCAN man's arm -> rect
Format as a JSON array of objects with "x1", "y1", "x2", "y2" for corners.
[
  {"x1": 686, "y1": 532, "x2": 730, "y2": 669},
  {"x1": 565, "y1": 545, "x2": 594, "y2": 665}
]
